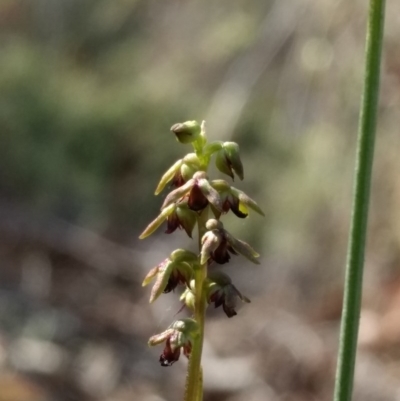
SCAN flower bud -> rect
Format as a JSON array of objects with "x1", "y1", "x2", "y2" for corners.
[
  {"x1": 215, "y1": 142, "x2": 244, "y2": 180},
  {"x1": 180, "y1": 282, "x2": 196, "y2": 311},
  {"x1": 171, "y1": 121, "x2": 201, "y2": 144}
]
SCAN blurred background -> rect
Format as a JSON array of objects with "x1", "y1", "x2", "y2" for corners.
[{"x1": 1, "y1": 1, "x2": 400, "y2": 400}]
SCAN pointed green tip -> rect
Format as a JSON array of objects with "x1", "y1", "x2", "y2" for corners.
[{"x1": 139, "y1": 230, "x2": 152, "y2": 240}]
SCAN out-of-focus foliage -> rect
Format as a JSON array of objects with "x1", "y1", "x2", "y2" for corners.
[{"x1": 2, "y1": 1, "x2": 400, "y2": 401}]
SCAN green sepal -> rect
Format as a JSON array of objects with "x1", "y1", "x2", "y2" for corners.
[
  {"x1": 148, "y1": 260, "x2": 194, "y2": 303},
  {"x1": 176, "y1": 204, "x2": 197, "y2": 238},
  {"x1": 142, "y1": 265, "x2": 160, "y2": 287},
  {"x1": 200, "y1": 230, "x2": 222, "y2": 265},
  {"x1": 180, "y1": 285, "x2": 196, "y2": 311},
  {"x1": 203, "y1": 141, "x2": 223, "y2": 156},
  {"x1": 148, "y1": 328, "x2": 175, "y2": 346},
  {"x1": 224, "y1": 142, "x2": 244, "y2": 180},
  {"x1": 215, "y1": 149, "x2": 234, "y2": 179},
  {"x1": 161, "y1": 179, "x2": 193, "y2": 210},
  {"x1": 225, "y1": 231, "x2": 260, "y2": 264},
  {"x1": 197, "y1": 177, "x2": 223, "y2": 212},
  {"x1": 170, "y1": 249, "x2": 198, "y2": 264},
  {"x1": 182, "y1": 153, "x2": 201, "y2": 180},
  {"x1": 155, "y1": 159, "x2": 183, "y2": 195},
  {"x1": 139, "y1": 204, "x2": 176, "y2": 239}
]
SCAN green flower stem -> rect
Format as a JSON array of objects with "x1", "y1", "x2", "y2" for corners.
[
  {"x1": 185, "y1": 208, "x2": 209, "y2": 401},
  {"x1": 333, "y1": 1, "x2": 385, "y2": 401}
]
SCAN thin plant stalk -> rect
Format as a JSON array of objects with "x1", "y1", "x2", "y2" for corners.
[
  {"x1": 333, "y1": 1, "x2": 386, "y2": 400},
  {"x1": 184, "y1": 208, "x2": 209, "y2": 401}
]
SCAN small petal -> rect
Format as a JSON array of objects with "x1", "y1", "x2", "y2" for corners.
[
  {"x1": 139, "y1": 204, "x2": 175, "y2": 239},
  {"x1": 224, "y1": 142, "x2": 244, "y2": 180},
  {"x1": 188, "y1": 184, "x2": 209, "y2": 211},
  {"x1": 215, "y1": 149, "x2": 234, "y2": 179},
  {"x1": 142, "y1": 262, "x2": 164, "y2": 287},
  {"x1": 212, "y1": 241, "x2": 231, "y2": 264},
  {"x1": 206, "y1": 272, "x2": 250, "y2": 317},
  {"x1": 148, "y1": 328, "x2": 175, "y2": 346},
  {"x1": 200, "y1": 230, "x2": 222, "y2": 265},
  {"x1": 160, "y1": 338, "x2": 181, "y2": 366},
  {"x1": 198, "y1": 178, "x2": 223, "y2": 211},
  {"x1": 181, "y1": 153, "x2": 201, "y2": 181},
  {"x1": 170, "y1": 249, "x2": 198, "y2": 264},
  {"x1": 165, "y1": 211, "x2": 180, "y2": 234},
  {"x1": 155, "y1": 159, "x2": 183, "y2": 195},
  {"x1": 180, "y1": 163, "x2": 197, "y2": 182},
  {"x1": 227, "y1": 194, "x2": 248, "y2": 218},
  {"x1": 149, "y1": 260, "x2": 174, "y2": 303},
  {"x1": 203, "y1": 141, "x2": 223, "y2": 156},
  {"x1": 161, "y1": 179, "x2": 194, "y2": 209},
  {"x1": 176, "y1": 205, "x2": 197, "y2": 237},
  {"x1": 172, "y1": 170, "x2": 186, "y2": 188},
  {"x1": 225, "y1": 232, "x2": 260, "y2": 264},
  {"x1": 144, "y1": 251, "x2": 196, "y2": 303},
  {"x1": 232, "y1": 284, "x2": 251, "y2": 303},
  {"x1": 231, "y1": 188, "x2": 265, "y2": 216},
  {"x1": 180, "y1": 287, "x2": 196, "y2": 311}
]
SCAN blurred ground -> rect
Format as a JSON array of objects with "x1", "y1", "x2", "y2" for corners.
[{"x1": 1, "y1": 1, "x2": 400, "y2": 400}]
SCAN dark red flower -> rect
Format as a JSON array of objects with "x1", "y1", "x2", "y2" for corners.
[
  {"x1": 142, "y1": 250, "x2": 198, "y2": 303},
  {"x1": 163, "y1": 269, "x2": 188, "y2": 293},
  {"x1": 200, "y1": 219, "x2": 260, "y2": 265},
  {"x1": 164, "y1": 202, "x2": 197, "y2": 238},
  {"x1": 160, "y1": 336, "x2": 192, "y2": 366},
  {"x1": 148, "y1": 319, "x2": 199, "y2": 367},
  {"x1": 161, "y1": 172, "x2": 222, "y2": 214},
  {"x1": 206, "y1": 272, "x2": 250, "y2": 318},
  {"x1": 211, "y1": 180, "x2": 264, "y2": 219},
  {"x1": 187, "y1": 183, "x2": 209, "y2": 211}
]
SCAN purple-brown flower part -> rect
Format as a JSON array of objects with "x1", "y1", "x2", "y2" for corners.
[
  {"x1": 155, "y1": 153, "x2": 201, "y2": 195},
  {"x1": 221, "y1": 195, "x2": 247, "y2": 218},
  {"x1": 206, "y1": 272, "x2": 250, "y2": 318},
  {"x1": 211, "y1": 180, "x2": 264, "y2": 219},
  {"x1": 142, "y1": 249, "x2": 198, "y2": 303},
  {"x1": 201, "y1": 220, "x2": 234, "y2": 265},
  {"x1": 211, "y1": 238, "x2": 238, "y2": 264},
  {"x1": 172, "y1": 170, "x2": 186, "y2": 188},
  {"x1": 201, "y1": 219, "x2": 260, "y2": 265},
  {"x1": 165, "y1": 202, "x2": 197, "y2": 238},
  {"x1": 149, "y1": 319, "x2": 199, "y2": 367},
  {"x1": 188, "y1": 183, "x2": 209, "y2": 211},
  {"x1": 159, "y1": 337, "x2": 182, "y2": 366},
  {"x1": 162, "y1": 171, "x2": 222, "y2": 213},
  {"x1": 163, "y1": 269, "x2": 188, "y2": 293}
]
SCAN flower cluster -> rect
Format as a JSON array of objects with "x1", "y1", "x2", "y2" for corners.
[{"x1": 140, "y1": 120, "x2": 263, "y2": 368}]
